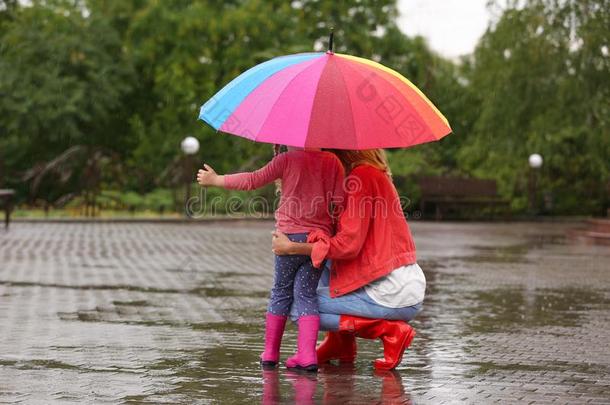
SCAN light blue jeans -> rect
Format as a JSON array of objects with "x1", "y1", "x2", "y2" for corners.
[{"x1": 291, "y1": 262, "x2": 423, "y2": 331}]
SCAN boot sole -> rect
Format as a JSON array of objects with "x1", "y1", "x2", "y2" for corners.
[
  {"x1": 286, "y1": 364, "x2": 318, "y2": 372},
  {"x1": 260, "y1": 360, "x2": 279, "y2": 369},
  {"x1": 374, "y1": 327, "x2": 416, "y2": 370}
]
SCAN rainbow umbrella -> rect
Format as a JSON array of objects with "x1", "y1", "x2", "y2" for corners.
[{"x1": 199, "y1": 42, "x2": 451, "y2": 150}]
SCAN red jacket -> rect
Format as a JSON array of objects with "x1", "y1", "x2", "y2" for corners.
[{"x1": 307, "y1": 164, "x2": 417, "y2": 298}]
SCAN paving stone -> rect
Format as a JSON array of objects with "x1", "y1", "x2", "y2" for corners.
[{"x1": 0, "y1": 221, "x2": 609, "y2": 403}]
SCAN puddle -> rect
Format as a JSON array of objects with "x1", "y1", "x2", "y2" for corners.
[
  {"x1": 111, "y1": 300, "x2": 153, "y2": 307},
  {"x1": 80, "y1": 263, "x2": 118, "y2": 269},
  {"x1": 2, "y1": 222, "x2": 609, "y2": 403},
  {"x1": 0, "y1": 280, "x2": 185, "y2": 294},
  {"x1": 465, "y1": 287, "x2": 610, "y2": 332},
  {"x1": 193, "y1": 287, "x2": 269, "y2": 298},
  {"x1": 123, "y1": 351, "x2": 415, "y2": 404},
  {"x1": 459, "y1": 233, "x2": 567, "y2": 264},
  {"x1": 0, "y1": 359, "x2": 81, "y2": 371}
]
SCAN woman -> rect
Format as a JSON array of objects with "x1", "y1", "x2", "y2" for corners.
[{"x1": 271, "y1": 149, "x2": 426, "y2": 370}]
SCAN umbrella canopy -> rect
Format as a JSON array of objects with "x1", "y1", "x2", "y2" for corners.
[{"x1": 199, "y1": 52, "x2": 451, "y2": 150}]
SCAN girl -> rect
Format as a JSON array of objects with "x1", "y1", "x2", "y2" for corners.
[{"x1": 196, "y1": 146, "x2": 344, "y2": 372}]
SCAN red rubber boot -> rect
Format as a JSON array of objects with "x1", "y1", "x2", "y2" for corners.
[
  {"x1": 339, "y1": 315, "x2": 416, "y2": 370},
  {"x1": 316, "y1": 331, "x2": 357, "y2": 364}
]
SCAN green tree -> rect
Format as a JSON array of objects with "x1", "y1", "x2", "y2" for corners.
[
  {"x1": 458, "y1": 0, "x2": 609, "y2": 214},
  {"x1": 120, "y1": 0, "x2": 405, "y2": 191},
  {"x1": 0, "y1": 1, "x2": 133, "y2": 193}
]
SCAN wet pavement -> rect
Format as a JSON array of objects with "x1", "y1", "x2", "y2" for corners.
[{"x1": 1, "y1": 220, "x2": 609, "y2": 404}]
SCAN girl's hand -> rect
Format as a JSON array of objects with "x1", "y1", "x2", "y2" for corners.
[
  {"x1": 271, "y1": 231, "x2": 293, "y2": 255},
  {"x1": 197, "y1": 164, "x2": 222, "y2": 187}
]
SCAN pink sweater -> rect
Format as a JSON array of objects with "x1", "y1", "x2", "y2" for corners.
[{"x1": 224, "y1": 150, "x2": 345, "y2": 234}]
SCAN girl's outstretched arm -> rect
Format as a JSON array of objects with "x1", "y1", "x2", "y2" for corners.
[{"x1": 223, "y1": 153, "x2": 287, "y2": 191}]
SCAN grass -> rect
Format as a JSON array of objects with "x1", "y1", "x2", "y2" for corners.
[{"x1": 13, "y1": 208, "x2": 183, "y2": 219}]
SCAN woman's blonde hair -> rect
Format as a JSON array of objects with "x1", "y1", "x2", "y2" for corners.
[{"x1": 331, "y1": 149, "x2": 392, "y2": 176}]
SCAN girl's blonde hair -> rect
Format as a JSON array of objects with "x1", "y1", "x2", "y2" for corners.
[{"x1": 331, "y1": 149, "x2": 392, "y2": 176}]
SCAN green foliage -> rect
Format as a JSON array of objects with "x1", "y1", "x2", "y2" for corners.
[
  {"x1": 96, "y1": 188, "x2": 173, "y2": 211},
  {"x1": 458, "y1": 0, "x2": 609, "y2": 214},
  {"x1": 0, "y1": 3, "x2": 133, "y2": 167},
  {"x1": 1, "y1": 0, "x2": 608, "y2": 215}
]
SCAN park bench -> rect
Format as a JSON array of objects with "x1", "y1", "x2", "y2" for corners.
[
  {"x1": 418, "y1": 176, "x2": 510, "y2": 220},
  {"x1": 0, "y1": 189, "x2": 15, "y2": 229}
]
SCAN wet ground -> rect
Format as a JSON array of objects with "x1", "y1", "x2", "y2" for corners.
[{"x1": 1, "y1": 221, "x2": 609, "y2": 404}]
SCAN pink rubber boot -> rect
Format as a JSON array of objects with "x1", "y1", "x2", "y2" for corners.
[
  {"x1": 260, "y1": 313, "x2": 287, "y2": 368},
  {"x1": 285, "y1": 315, "x2": 320, "y2": 372}
]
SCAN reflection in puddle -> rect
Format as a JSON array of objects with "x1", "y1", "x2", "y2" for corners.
[
  {"x1": 260, "y1": 365, "x2": 413, "y2": 405},
  {"x1": 464, "y1": 244, "x2": 533, "y2": 263}
]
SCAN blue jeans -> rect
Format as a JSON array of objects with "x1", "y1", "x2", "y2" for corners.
[
  {"x1": 268, "y1": 233, "x2": 321, "y2": 317},
  {"x1": 291, "y1": 263, "x2": 423, "y2": 330}
]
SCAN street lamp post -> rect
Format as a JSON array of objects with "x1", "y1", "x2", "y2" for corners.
[
  {"x1": 528, "y1": 153, "x2": 543, "y2": 215},
  {"x1": 181, "y1": 136, "x2": 200, "y2": 217}
]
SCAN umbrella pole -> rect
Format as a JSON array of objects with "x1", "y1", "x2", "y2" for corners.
[{"x1": 328, "y1": 28, "x2": 334, "y2": 53}]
